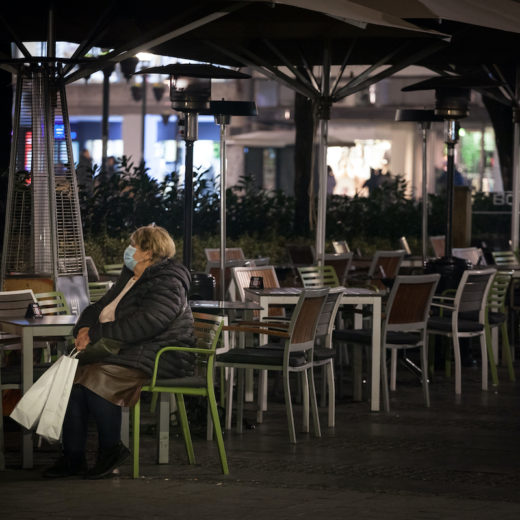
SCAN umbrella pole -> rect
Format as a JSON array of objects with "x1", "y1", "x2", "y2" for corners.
[
  {"x1": 511, "y1": 68, "x2": 520, "y2": 252},
  {"x1": 512, "y1": 115, "x2": 520, "y2": 252},
  {"x1": 315, "y1": 118, "x2": 328, "y2": 266}
]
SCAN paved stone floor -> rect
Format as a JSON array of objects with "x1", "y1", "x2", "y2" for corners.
[{"x1": 2, "y1": 363, "x2": 520, "y2": 519}]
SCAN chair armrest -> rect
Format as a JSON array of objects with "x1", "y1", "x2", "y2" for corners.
[
  {"x1": 432, "y1": 295, "x2": 455, "y2": 303},
  {"x1": 223, "y1": 324, "x2": 290, "y2": 338},
  {"x1": 150, "y1": 345, "x2": 214, "y2": 386},
  {"x1": 430, "y1": 302, "x2": 455, "y2": 311}
]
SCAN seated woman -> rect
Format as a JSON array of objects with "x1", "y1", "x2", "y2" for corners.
[{"x1": 44, "y1": 225, "x2": 195, "y2": 479}]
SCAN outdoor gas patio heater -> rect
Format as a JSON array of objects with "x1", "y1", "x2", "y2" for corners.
[
  {"x1": 135, "y1": 64, "x2": 251, "y2": 271},
  {"x1": 206, "y1": 100, "x2": 257, "y2": 299},
  {"x1": 403, "y1": 75, "x2": 500, "y2": 291},
  {"x1": 395, "y1": 109, "x2": 443, "y2": 262},
  {"x1": 0, "y1": 59, "x2": 90, "y2": 312}
]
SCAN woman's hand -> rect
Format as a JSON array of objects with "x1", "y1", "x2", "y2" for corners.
[{"x1": 75, "y1": 327, "x2": 90, "y2": 351}]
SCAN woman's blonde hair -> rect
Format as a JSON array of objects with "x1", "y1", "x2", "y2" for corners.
[{"x1": 130, "y1": 225, "x2": 176, "y2": 264}]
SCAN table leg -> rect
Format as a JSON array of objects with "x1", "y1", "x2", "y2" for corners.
[
  {"x1": 370, "y1": 297, "x2": 382, "y2": 412},
  {"x1": 21, "y1": 328, "x2": 34, "y2": 469},
  {"x1": 352, "y1": 309, "x2": 363, "y2": 401},
  {"x1": 157, "y1": 393, "x2": 170, "y2": 464}
]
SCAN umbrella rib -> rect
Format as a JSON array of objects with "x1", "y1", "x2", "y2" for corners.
[
  {"x1": 296, "y1": 51, "x2": 320, "y2": 93},
  {"x1": 489, "y1": 64, "x2": 520, "y2": 108},
  {"x1": 261, "y1": 38, "x2": 315, "y2": 93},
  {"x1": 330, "y1": 39, "x2": 357, "y2": 97},
  {"x1": 62, "y1": 1, "x2": 120, "y2": 76},
  {"x1": 334, "y1": 40, "x2": 446, "y2": 100},
  {"x1": 338, "y1": 42, "x2": 409, "y2": 95},
  {"x1": 0, "y1": 13, "x2": 32, "y2": 59},
  {"x1": 205, "y1": 40, "x2": 317, "y2": 99},
  {"x1": 64, "y1": 9, "x2": 236, "y2": 84}
]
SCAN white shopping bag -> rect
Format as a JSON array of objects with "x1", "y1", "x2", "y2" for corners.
[
  {"x1": 36, "y1": 353, "x2": 79, "y2": 443},
  {"x1": 10, "y1": 356, "x2": 65, "y2": 430}
]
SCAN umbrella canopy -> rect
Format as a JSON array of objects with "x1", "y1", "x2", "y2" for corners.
[{"x1": 0, "y1": 1, "x2": 445, "y2": 271}]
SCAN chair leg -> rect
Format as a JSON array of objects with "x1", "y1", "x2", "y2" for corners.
[
  {"x1": 301, "y1": 371, "x2": 309, "y2": 433},
  {"x1": 319, "y1": 365, "x2": 327, "y2": 408},
  {"x1": 207, "y1": 385, "x2": 229, "y2": 475},
  {"x1": 390, "y1": 349, "x2": 397, "y2": 391},
  {"x1": 421, "y1": 343, "x2": 430, "y2": 408},
  {"x1": 485, "y1": 325, "x2": 499, "y2": 387},
  {"x1": 225, "y1": 367, "x2": 234, "y2": 430},
  {"x1": 381, "y1": 348, "x2": 390, "y2": 413},
  {"x1": 176, "y1": 394, "x2": 195, "y2": 465},
  {"x1": 283, "y1": 370, "x2": 297, "y2": 443},
  {"x1": 326, "y1": 360, "x2": 335, "y2": 428},
  {"x1": 0, "y1": 386, "x2": 5, "y2": 471},
  {"x1": 501, "y1": 322, "x2": 516, "y2": 382},
  {"x1": 480, "y1": 334, "x2": 489, "y2": 391},
  {"x1": 236, "y1": 368, "x2": 245, "y2": 434},
  {"x1": 308, "y1": 366, "x2": 321, "y2": 438},
  {"x1": 452, "y1": 335, "x2": 462, "y2": 395},
  {"x1": 132, "y1": 399, "x2": 141, "y2": 479}
]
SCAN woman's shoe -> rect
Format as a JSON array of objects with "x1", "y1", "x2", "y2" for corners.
[
  {"x1": 43, "y1": 456, "x2": 87, "y2": 478},
  {"x1": 84, "y1": 442, "x2": 130, "y2": 479}
]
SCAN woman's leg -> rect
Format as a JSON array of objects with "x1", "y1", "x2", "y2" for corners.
[
  {"x1": 62, "y1": 384, "x2": 90, "y2": 466},
  {"x1": 82, "y1": 386, "x2": 122, "y2": 450}
]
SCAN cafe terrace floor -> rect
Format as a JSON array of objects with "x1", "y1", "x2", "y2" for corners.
[{"x1": 1, "y1": 362, "x2": 520, "y2": 519}]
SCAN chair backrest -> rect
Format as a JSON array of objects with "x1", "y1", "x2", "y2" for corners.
[
  {"x1": 385, "y1": 274, "x2": 440, "y2": 333},
  {"x1": 332, "y1": 240, "x2": 350, "y2": 254},
  {"x1": 368, "y1": 250, "x2": 405, "y2": 290},
  {"x1": 34, "y1": 291, "x2": 71, "y2": 315},
  {"x1": 487, "y1": 270, "x2": 513, "y2": 314},
  {"x1": 88, "y1": 281, "x2": 114, "y2": 303},
  {"x1": 288, "y1": 288, "x2": 329, "y2": 354},
  {"x1": 232, "y1": 265, "x2": 280, "y2": 300},
  {"x1": 232, "y1": 265, "x2": 283, "y2": 317},
  {"x1": 491, "y1": 250, "x2": 519, "y2": 268},
  {"x1": 324, "y1": 253, "x2": 353, "y2": 286},
  {"x1": 452, "y1": 247, "x2": 486, "y2": 266},
  {"x1": 104, "y1": 263, "x2": 123, "y2": 276},
  {"x1": 314, "y1": 287, "x2": 345, "y2": 347},
  {"x1": 192, "y1": 312, "x2": 224, "y2": 351},
  {"x1": 456, "y1": 268, "x2": 497, "y2": 320},
  {"x1": 205, "y1": 248, "x2": 245, "y2": 263},
  {"x1": 85, "y1": 256, "x2": 100, "y2": 282},
  {"x1": 399, "y1": 236, "x2": 412, "y2": 255},
  {"x1": 297, "y1": 265, "x2": 340, "y2": 288},
  {"x1": 0, "y1": 290, "x2": 36, "y2": 319},
  {"x1": 430, "y1": 235, "x2": 445, "y2": 258},
  {"x1": 286, "y1": 244, "x2": 315, "y2": 267}
]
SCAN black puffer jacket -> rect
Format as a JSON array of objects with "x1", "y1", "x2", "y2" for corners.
[{"x1": 74, "y1": 259, "x2": 195, "y2": 378}]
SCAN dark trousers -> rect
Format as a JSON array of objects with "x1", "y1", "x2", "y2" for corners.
[{"x1": 62, "y1": 384, "x2": 121, "y2": 463}]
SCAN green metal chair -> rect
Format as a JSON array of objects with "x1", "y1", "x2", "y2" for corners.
[
  {"x1": 103, "y1": 263, "x2": 123, "y2": 276},
  {"x1": 132, "y1": 312, "x2": 228, "y2": 478},
  {"x1": 88, "y1": 281, "x2": 113, "y2": 303},
  {"x1": 34, "y1": 291, "x2": 71, "y2": 315},
  {"x1": 297, "y1": 265, "x2": 340, "y2": 288},
  {"x1": 485, "y1": 270, "x2": 515, "y2": 384}
]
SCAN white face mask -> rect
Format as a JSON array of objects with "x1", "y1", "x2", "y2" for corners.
[{"x1": 123, "y1": 245, "x2": 137, "y2": 271}]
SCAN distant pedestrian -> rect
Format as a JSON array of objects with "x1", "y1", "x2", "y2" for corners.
[
  {"x1": 76, "y1": 149, "x2": 94, "y2": 194},
  {"x1": 327, "y1": 165, "x2": 336, "y2": 195}
]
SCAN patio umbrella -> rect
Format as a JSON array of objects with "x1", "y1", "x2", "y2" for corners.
[
  {"x1": 139, "y1": 4, "x2": 446, "y2": 264},
  {"x1": 0, "y1": 2, "x2": 443, "y2": 273}
]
